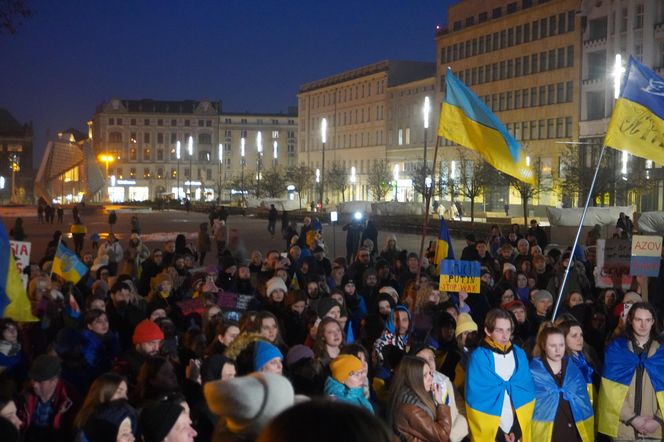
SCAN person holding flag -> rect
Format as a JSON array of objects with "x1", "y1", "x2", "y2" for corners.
[
  {"x1": 0, "y1": 223, "x2": 37, "y2": 323},
  {"x1": 52, "y1": 240, "x2": 89, "y2": 285},
  {"x1": 434, "y1": 216, "x2": 454, "y2": 272}
]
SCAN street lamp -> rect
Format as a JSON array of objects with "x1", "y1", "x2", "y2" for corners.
[
  {"x1": 98, "y1": 153, "x2": 115, "y2": 202},
  {"x1": 256, "y1": 131, "x2": 263, "y2": 198},
  {"x1": 320, "y1": 118, "x2": 327, "y2": 208},
  {"x1": 273, "y1": 140, "x2": 278, "y2": 167},
  {"x1": 9, "y1": 154, "x2": 19, "y2": 204},
  {"x1": 350, "y1": 166, "x2": 356, "y2": 201},
  {"x1": 187, "y1": 135, "x2": 193, "y2": 201},
  {"x1": 176, "y1": 141, "x2": 181, "y2": 200},
  {"x1": 240, "y1": 137, "x2": 246, "y2": 206},
  {"x1": 218, "y1": 143, "x2": 223, "y2": 203},
  {"x1": 393, "y1": 164, "x2": 400, "y2": 202},
  {"x1": 422, "y1": 96, "x2": 431, "y2": 202}
]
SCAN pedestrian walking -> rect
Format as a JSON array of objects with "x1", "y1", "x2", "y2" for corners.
[
  {"x1": 280, "y1": 209, "x2": 289, "y2": 236},
  {"x1": 9, "y1": 218, "x2": 26, "y2": 241},
  {"x1": 37, "y1": 204, "x2": 44, "y2": 223},
  {"x1": 72, "y1": 204, "x2": 80, "y2": 223},
  {"x1": 108, "y1": 210, "x2": 117, "y2": 233},
  {"x1": 268, "y1": 204, "x2": 278, "y2": 239},
  {"x1": 56, "y1": 205, "x2": 64, "y2": 223},
  {"x1": 71, "y1": 218, "x2": 87, "y2": 255}
]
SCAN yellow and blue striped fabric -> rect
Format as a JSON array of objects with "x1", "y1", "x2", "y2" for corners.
[
  {"x1": 0, "y1": 224, "x2": 37, "y2": 322},
  {"x1": 605, "y1": 56, "x2": 664, "y2": 164},
  {"x1": 465, "y1": 344, "x2": 535, "y2": 442},
  {"x1": 530, "y1": 356, "x2": 594, "y2": 442},
  {"x1": 597, "y1": 336, "x2": 664, "y2": 437},
  {"x1": 434, "y1": 217, "x2": 454, "y2": 271},
  {"x1": 52, "y1": 241, "x2": 88, "y2": 284},
  {"x1": 438, "y1": 68, "x2": 534, "y2": 184}
]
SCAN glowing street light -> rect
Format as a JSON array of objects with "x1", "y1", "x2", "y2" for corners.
[
  {"x1": 98, "y1": 153, "x2": 115, "y2": 202},
  {"x1": 218, "y1": 143, "x2": 223, "y2": 202},
  {"x1": 176, "y1": 141, "x2": 181, "y2": 200},
  {"x1": 257, "y1": 132, "x2": 263, "y2": 198},
  {"x1": 187, "y1": 135, "x2": 194, "y2": 200},
  {"x1": 393, "y1": 164, "x2": 400, "y2": 202},
  {"x1": 612, "y1": 53, "x2": 625, "y2": 100},
  {"x1": 422, "y1": 96, "x2": 432, "y2": 201},
  {"x1": 273, "y1": 140, "x2": 278, "y2": 165},
  {"x1": 240, "y1": 137, "x2": 246, "y2": 206},
  {"x1": 320, "y1": 118, "x2": 327, "y2": 208}
]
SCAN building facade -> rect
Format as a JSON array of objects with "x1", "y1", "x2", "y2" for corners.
[
  {"x1": 298, "y1": 60, "x2": 436, "y2": 203},
  {"x1": 91, "y1": 99, "x2": 297, "y2": 203},
  {"x1": 0, "y1": 109, "x2": 33, "y2": 204},
  {"x1": 436, "y1": 0, "x2": 582, "y2": 213},
  {"x1": 579, "y1": 0, "x2": 664, "y2": 210}
]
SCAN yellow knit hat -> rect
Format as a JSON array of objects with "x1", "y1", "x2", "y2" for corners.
[
  {"x1": 330, "y1": 354, "x2": 363, "y2": 384},
  {"x1": 455, "y1": 313, "x2": 478, "y2": 337}
]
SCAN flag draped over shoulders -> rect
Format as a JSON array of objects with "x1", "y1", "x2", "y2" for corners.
[
  {"x1": 438, "y1": 68, "x2": 534, "y2": 184},
  {"x1": 0, "y1": 224, "x2": 37, "y2": 322},
  {"x1": 465, "y1": 344, "x2": 535, "y2": 442},
  {"x1": 530, "y1": 356, "x2": 594, "y2": 442},
  {"x1": 597, "y1": 336, "x2": 664, "y2": 437},
  {"x1": 604, "y1": 56, "x2": 664, "y2": 165}
]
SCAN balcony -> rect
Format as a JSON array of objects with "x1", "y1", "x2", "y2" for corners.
[
  {"x1": 582, "y1": 77, "x2": 606, "y2": 87},
  {"x1": 583, "y1": 37, "x2": 607, "y2": 49}
]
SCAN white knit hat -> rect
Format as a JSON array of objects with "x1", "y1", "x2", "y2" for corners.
[
  {"x1": 266, "y1": 277, "x2": 288, "y2": 299},
  {"x1": 204, "y1": 373, "x2": 294, "y2": 438}
]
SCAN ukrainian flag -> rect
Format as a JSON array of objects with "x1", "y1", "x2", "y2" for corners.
[
  {"x1": 434, "y1": 216, "x2": 454, "y2": 271},
  {"x1": 597, "y1": 336, "x2": 664, "y2": 437},
  {"x1": 605, "y1": 57, "x2": 664, "y2": 164},
  {"x1": 530, "y1": 357, "x2": 594, "y2": 442},
  {"x1": 0, "y1": 224, "x2": 37, "y2": 322},
  {"x1": 466, "y1": 344, "x2": 535, "y2": 442},
  {"x1": 439, "y1": 68, "x2": 534, "y2": 184},
  {"x1": 52, "y1": 241, "x2": 88, "y2": 284}
]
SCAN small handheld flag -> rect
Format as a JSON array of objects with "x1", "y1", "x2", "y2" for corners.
[
  {"x1": 604, "y1": 56, "x2": 664, "y2": 164},
  {"x1": 0, "y1": 224, "x2": 38, "y2": 322},
  {"x1": 52, "y1": 241, "x2": 88, "y2": 284},
  {"x1": 438, "y1": 68, "x2": 534, "y2": 184},
  {"x1": 434, "y1": 217, "x2": 454, "y2": 270}
]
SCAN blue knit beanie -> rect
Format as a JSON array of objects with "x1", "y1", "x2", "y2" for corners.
[{"x1": 254, "y1": 341, "x2": 283, "y2": 371}]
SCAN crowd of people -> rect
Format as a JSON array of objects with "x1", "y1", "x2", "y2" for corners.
[{"x1": 1, "y1": 208, "x2": 663, "y2": 442}]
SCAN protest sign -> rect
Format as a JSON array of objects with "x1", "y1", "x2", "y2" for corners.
[
  {"x1": 630, "y1": 235, "x2": 662, "y2": 277},
  {"x1": 9, "y1": 240, "x2": 31, "y2": 289},
  {"x1": 439, "y1": 259, "x2": 481, "y2": 293}
]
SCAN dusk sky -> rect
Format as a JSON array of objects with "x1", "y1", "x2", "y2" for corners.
[{"x1": 0, "y1": 0, "x2": 456, "y2": 166}]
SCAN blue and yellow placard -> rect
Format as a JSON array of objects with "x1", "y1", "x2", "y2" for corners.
[{"x1": 439, "y1": 259, "x2": 481, "y2": 293}]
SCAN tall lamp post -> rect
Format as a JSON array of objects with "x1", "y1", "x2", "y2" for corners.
[
  {"x1": 98, "y1": 153, "x2": 114, "y2": 202},
  {"x1": 393, "y1": 164, "x2": 400, "y2": 202},
  {"x1": 9, "y1": 154, "x2": 19, "y2": 204},
  {"x1": 240, "y1": 137, "x2": 246, "y2": 206},
  {"x1": 176, "y1": 141, "x2": 181, "y2": 201},
  {"x1": 422, "y1": 96, "x2": 431, "y2": 203},
  {"x1": 273, "y1": 140, "x2": 278, "y2": 167},
  {"x1": 320, "y1": 118, "x2": 327, "y2": 209},
  {"x1": 350, "y1": 166, "x2": 356, "y2": 201},
  {"x1": 187, "y1": 136, "x2": 193, "y2": 201},
  {"x1": 218, "y1": 143, "x2": 223, "y2": 204},
  {"x1": 256, "y1": 131, "x2": 262, "y2": 199}
]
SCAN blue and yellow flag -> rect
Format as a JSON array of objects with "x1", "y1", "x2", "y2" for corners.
[
  {"x1": 605, "y1": 57, "x2": 664, "y2": 164},
  {"x1": 52, "y1": 241, "x2": 88, "y2": 284},
  {"x1": 0, "y1": 224, "x2": 37, "y2": 322},
  {"x1": 465, "y1": 343, "x2": 535, "y2": 442},
  {"x1": 439, "y1": 69, "x2": 534, "y2": 184},
  {"x1": 597, "y1": 336, "x2": 664, "y2": 437},
  {"x1": 434, "y1": 217, "x2": 454, "y2": 271},
  {"x1": 530, "y1": 356, "x2": 594, "y2": 442}
]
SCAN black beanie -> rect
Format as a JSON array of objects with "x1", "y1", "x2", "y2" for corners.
[{"x1": 139, "y1": 401, "x2": 184, "y2": 442}]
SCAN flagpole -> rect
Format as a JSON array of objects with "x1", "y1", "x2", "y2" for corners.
[
  {"x1": 551, "y1": 144, "x2": 607, "y2": 321},
  {"x1": 416, "y1": 135, "x2": 442, "y2": 287}
]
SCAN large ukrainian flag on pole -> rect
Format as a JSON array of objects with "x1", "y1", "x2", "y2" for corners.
[
  {"x1": 52, "y1": 241, "x2": 88, "y2": 284},
  {"x1": 0, "y1": 224, "x2": 37, "y2": 322},
  {"x1": 604, "y1": 56, "x2": 664, "y2": 164},
  {"x1": 438, "y1": 68, "x2": 534, "y2": 184}
]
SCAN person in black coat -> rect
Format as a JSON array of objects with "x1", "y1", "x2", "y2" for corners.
[{"x1": 361, "y1": 218, "x2": 378, "y2": 257}]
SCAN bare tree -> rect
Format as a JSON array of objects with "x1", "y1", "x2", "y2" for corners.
[
  {"x1": 507, "y1": 157, "x2": 550, "y2": 226},
  {"x1": 326, "y1": 161, "x2": 348, "y2": 202},
  {"x1": 1, "y1": 0, "x2": 32, "y2": 35},
  {"x1": 261, "y1": 166, "x2": 287, "y2": 198},
  {"x1": 456, "y1": 149, "x2": 492, "y2": 222},
  {"x1": 411, "y1": 163, "x2": 434, "y2": 202},
  {"x1": 560, "y1": 144, "x2": 613, "y2": 207},
  {"x1": 286, "y1": 164, "x2": 314, "y2": 210},
  {"x1": 367, "y1": 160, "x2": 392, "y2": 201}
]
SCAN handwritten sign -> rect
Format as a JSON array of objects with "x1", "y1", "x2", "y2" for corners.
[
  {"x1": 439, "y1": 259, "x2": 481, "y2": 293},
  {"x1": 595, "y1": 239, "x2": 635, "y2": 289},
  {"x1": 630, "y1": 235, "x2": 662, "y2": 277},
  {"x1": 9, "y1": 240, "x2": 31, "y2": 289}
]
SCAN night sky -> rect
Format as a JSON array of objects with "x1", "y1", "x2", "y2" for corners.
[{"x1": 0, "y1": 0, "x2": 455, "y2": 166}]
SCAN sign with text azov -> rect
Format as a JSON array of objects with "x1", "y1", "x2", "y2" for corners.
[
  {"x1": 631, "y1": 235, "x2": 663, "y2": 277},
  {"x1": 439, "y1": 259, "x2": 481, "y2": 293}
]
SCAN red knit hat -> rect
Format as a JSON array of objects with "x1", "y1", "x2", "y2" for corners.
[{"x1": 133, "y1": 319, "x2": 165, "y2": 345}]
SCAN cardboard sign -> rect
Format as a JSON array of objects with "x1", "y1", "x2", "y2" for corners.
[
  {"x1": 595, "y1": 239, "x2": 634, "y2": 289},
  {"x1": 176, "y1": 298, "x2": 206, "y2": 316},
  {"x1": 630, "y1": 235, "x2": 662, "y2": 277},
  {"x1": 439, "y1": 259, "x2": 481, "y2": 293},
  {"x1": 9, "y1": 240, "x2": 31, "y2": 289}
]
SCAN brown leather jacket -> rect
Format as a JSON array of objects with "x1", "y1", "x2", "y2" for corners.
[{"x1": 394, "y1": 402, "x2": 451, "y2": 442}]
